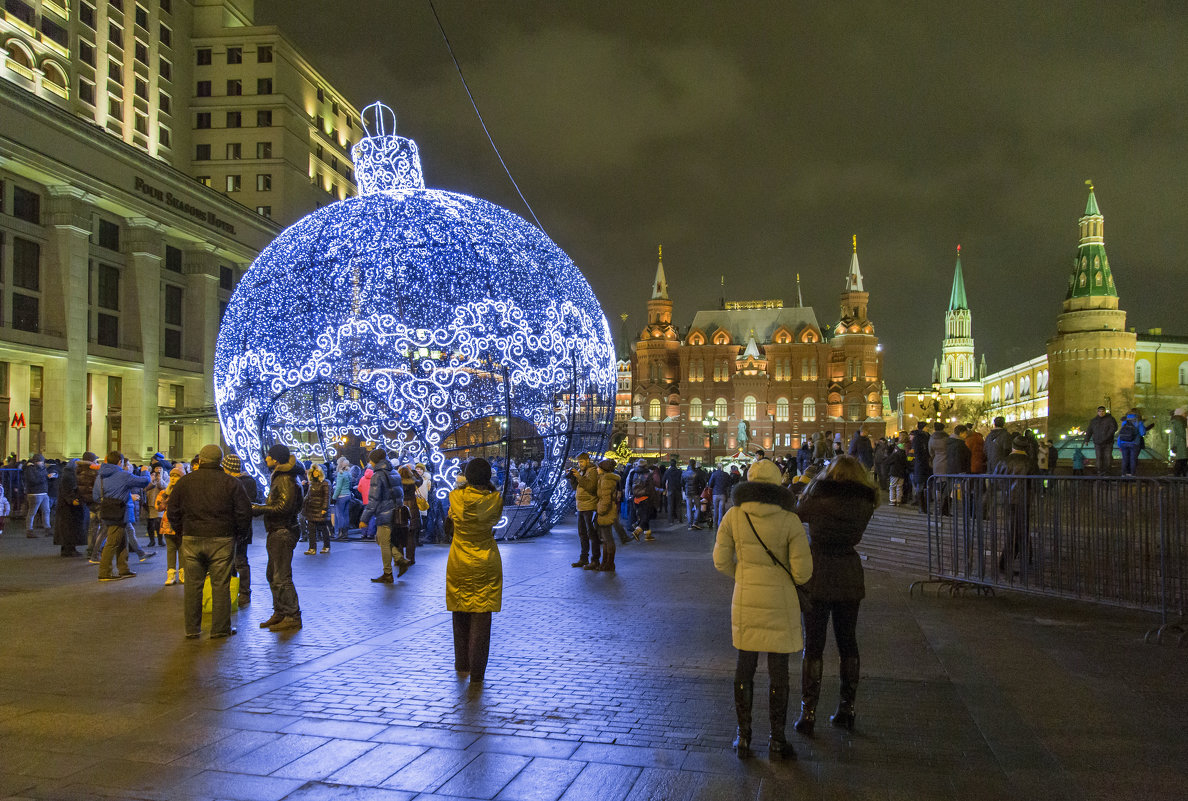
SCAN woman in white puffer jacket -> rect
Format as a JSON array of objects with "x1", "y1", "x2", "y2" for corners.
[{"x1": 713, "y1": 458, "x2": 813, "y2": 761}]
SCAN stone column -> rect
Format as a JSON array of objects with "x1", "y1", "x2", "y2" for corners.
[
  {"x1": 184, "y1": 246, "x2": 222, "y2": 451},
  {"x1": 123, "y1": 218, "x2": 163, "y2": 461},
  {"x1": 43, "y1": 187, "x2": 93, "y2": 458}
]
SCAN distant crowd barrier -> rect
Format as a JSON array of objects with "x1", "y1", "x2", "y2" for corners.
[{"x1": 917, "y1": 474, "x2": 1187, "y2": 644}]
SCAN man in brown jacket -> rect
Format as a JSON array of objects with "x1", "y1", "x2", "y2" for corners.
[{"x1": 567, "y1": 452, "x2": 599, "y2": 568}]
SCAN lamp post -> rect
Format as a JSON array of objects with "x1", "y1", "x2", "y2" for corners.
[
  {"x1": 702, "y1": 411, "x2": 717, "y2": 463},
  {"x1": 916, "y1": 383, "x2": 957, "y2": 425}
]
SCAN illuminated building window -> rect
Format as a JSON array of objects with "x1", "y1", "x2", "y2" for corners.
[
  {"x1": 743, "y1": 395, "x2": 757, "y2": 421},
  {"x1": 256, "y1": 141, "x2": 272, "y2": 158},
  {"x1": 1179, "y1": 362, "x2": 1188, "y2": 387},
  {"x1": 256, "y1": 174, "x2": 271, "y2": 191},
  {"x1": 1135, "y1": 359, "x2": 1152, "y2": 384},
  {"x1": 255, "y1": 205, "x2": 272, "y2": 218},
  {"x1": 225, "y1": 174, "x2": 241, "y2": 192},
  {"x1": 847, "y1": 401, "x2": 862, "y2": 421},
  {"x1": 689, "y1": 398, "x2": 702, "y2": 421},
  {"x1": 775, "y1": 397, "x2": 789, "y2": 422},
  {"x1": 991, "y1": 386, "x2": 1000, "y2": 404},
  {"x1": 194, "y1": 175, "x2": 210, "y2": 187},
  {"x1": 802, "y1": 397, "x2": 816, "y2": 422},
  {"x1": 715, "y1": 397, "x2": 729, "y2": 420},
  {"x1": 649, "y1": 399, "x2": 661, "y2": 421},
  {"x1": 1020, "y1": 376, "x2": 1031, "y2": 397},
  {"x1": 226, "y1": 142, "x2": 241, "y2": 159},
  {"x1": 1004, "y1": 381, "x2": 1014, "y2": 401}
]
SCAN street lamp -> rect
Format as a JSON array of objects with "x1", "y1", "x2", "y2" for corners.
[
  {"x1": 916, "y1": 383, "x2": 956, "y2": 424},
  {"x1": 702, "y1": 411, "x2": 717, "y2": 461}
]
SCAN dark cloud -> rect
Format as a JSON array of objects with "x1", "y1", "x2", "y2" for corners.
[{"x1": 258, "y1": 0, "x2": 1188, "y2": 394}]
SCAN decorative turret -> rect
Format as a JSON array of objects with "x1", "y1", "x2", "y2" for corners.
[
  {"x1": 838, "y1": 235, "x2": 870, "y2": 324},
  {"x1": 645, "y1": 245, "x2": 673, "y2": 328},
  {"x1": 651, "y1": 245, "x2": 669, "y2": 300},
  {"x1": 1047, "y1": 182, "x2": 1136, "y2": 436},
  {"x1": 616, "y1": 313, "x2": 632, "y2": 363},
  {"x1": 940, "y1": 245, "x2": 976, "y2": 384}
]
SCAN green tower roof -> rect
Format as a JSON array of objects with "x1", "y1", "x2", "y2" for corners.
[
  {"x1": 948, "y1": 246, "x2": 968, "y2": 311},
  {"x1": 1066, "y1": 185, "x2": 1117, "y2": 301}
]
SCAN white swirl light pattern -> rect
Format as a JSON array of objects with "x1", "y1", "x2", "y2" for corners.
[{"x1": 214, "y1": 102, "x2": 615, "y2": 539}]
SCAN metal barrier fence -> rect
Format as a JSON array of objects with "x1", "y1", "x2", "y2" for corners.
[{"x1": 919, "y1": 474, "x2": 1187, "y2": 643}]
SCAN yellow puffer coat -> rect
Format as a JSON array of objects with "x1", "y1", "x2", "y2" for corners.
[{"x1": 446, "y1": 485, "x2": 504, "y2": 613}]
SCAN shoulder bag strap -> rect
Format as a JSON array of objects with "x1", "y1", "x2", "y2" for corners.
[{"x1": 743, "y1": 511, "x2": 813, "y2": 611}]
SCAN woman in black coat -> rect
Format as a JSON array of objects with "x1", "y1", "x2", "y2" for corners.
[
  {"x1": 52, "y1": 459, "x2": 86, "y2": 557},
  {"x1": 793, "y1": 455, "x2": 877, "y2": 734}
]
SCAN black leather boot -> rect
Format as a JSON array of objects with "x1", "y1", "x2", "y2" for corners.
[
  {"x1": 769, "y1": 677, "x2": 796, "y2": 759},
  {"x1": 732, "y1": 680, "x2": 753, "y2": 758},
  {"x1": 794, "y1": 657, "x2": 823, "y2": 736},
  {"x1": 830, "y1": 656, "x2": 859, "y2": 730}
]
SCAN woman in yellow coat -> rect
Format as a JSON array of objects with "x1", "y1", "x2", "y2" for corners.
[{"x1": 447, "y1": 458, "x2": 504, "y2": 684}]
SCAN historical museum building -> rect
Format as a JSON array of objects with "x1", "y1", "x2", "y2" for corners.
[
  {"x1": 1, "y1": 0, "x2": 359, "y2": 461},
  {"x1": 624, "y1": 243, "x2": 887, "y2": 461},
  {"x1": 897, "y1": 186, "x2": 1188, "y2": 442}
]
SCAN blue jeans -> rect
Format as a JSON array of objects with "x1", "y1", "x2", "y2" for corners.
[
  {"x1": 181, "y1": 537, "x2": 235, "y2": 636},
  {"x1": 26, "y1": 493, "x2": 51, "y2": 528},
  {"x1": 712, "y1": 494, "x2": 728, "y2": 529},
  {"x1": 265, "y1": 528, "x2": 301, "y2": 618},
  {"x1": 686, "y1": 495, "x2": 700, "y2": 526},
  {"x1": 333, "y1": 496, "x2": 351, "y2": 534},
  {"x1": 1120, "y1": 444, "x2": 1141, "y2": 476}
]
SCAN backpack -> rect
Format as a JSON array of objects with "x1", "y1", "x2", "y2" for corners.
[
  {"x1": 1119, "y1": 420, "x2": 1138, "y2": 443},
  {"x1": 96, "y1": 475, "x2": 128, "y2": 523},
  {"x1": 631, "y1": 474, "x2": 651, "y2": 499}
]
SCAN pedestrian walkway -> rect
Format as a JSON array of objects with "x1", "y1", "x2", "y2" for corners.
[{"x1": 0, "y1": 514, "x2": 1183, "y2": 800}]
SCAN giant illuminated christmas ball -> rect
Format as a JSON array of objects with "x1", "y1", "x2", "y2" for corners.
[{"x1": 214, "y1": 102, "x2": 615, "y2": 538}]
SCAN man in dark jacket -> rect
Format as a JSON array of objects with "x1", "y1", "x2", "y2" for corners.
[
  {"x1": 1083, "y1": 406, "x2": 1118, "y2": 475},
  {"x1": 663, "y1": 459, "x2": 684, "y2": 524},
  {"x1": 222, "y1": 453, "x2": 258, "y2": 606},
  {"x1": 999, "y1": 436, "x2": 1033, "y2": 573},
  {"x1": 847, "y1": 429, "x2": 874, "y2": 471},
  {"x1": 910, "y1": 423, "x2": 932, "y2": 513},
  {"x1": 76, "y1": 452, "x2": 101, "y2": 558},
  {"x1": 682, "y1": 459, "x2": 706, "y2": 529},
  {"x1": 984, "y1": 417, "x2": 1013, "y2": 475},
  {"x1": 93, "y1": 452, "x2": 151, "y2": 580},
  {"x1": 168, "y1": 444, "x2": 252, "y2": 638},
  {"x1": 360, "y1": 449, "x2": 409, "y2": 583},
  {"x1": 708, "y1": 463, "x2": 732, "y2": 528},
  {"x1": 22, "y1": 454, "x2": 53, "y2": 532},
  {"x1": 52, "y1": 457, "x2": 86, "y2": 556},
  {"x1": 252, "y1": 444, "x2": 304, "y2": 631}
]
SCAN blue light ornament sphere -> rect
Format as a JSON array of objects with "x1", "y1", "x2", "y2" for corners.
[{"x1": 214, "y1": 103, "x2": 615, "y2": 538}]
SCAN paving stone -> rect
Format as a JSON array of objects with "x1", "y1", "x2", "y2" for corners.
[
  {"x1": 175, "y1": 770, "x2": 305, "y2": 801},
  {"x1": 325, "y1": 742, "x2": 426, "y2": 786},
  {"x1": 279, "y1": 781, "x2": 415, "y2": 800},
  {"x1": 557, "y1": 762, "x2": 642, "y2": 801},
  {"x1": 469, "y1": 733, "x2": 580, "y2": 759},
  {"x1": 279, "y1": 717, "x2": 389, "y2": 740},
  {"x1": 269, "y1": 739, "x2": 377, "y2": 781},
  {"x1": 380, "y1": 746, "x2": 479, "y2": 792},
  {"x1": 435, "y1": 751, "x2": 531, "y2": 798},
  {"x1": 496, "y1": 756, "x2": 586, "y2": 801},
  {"x1": 369, "y1": 725, "x2": 481, "y2": 749},
  {"x1": 224, "y1": 734, "x2": 329, "y2": 776},
  {"x1": 570, "y1": 742, "x2": 686, "y2": 770}
]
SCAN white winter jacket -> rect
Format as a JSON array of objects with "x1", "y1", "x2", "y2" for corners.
[{"x1": 713, "y1": 480, "x2": 813, "y2": 653}]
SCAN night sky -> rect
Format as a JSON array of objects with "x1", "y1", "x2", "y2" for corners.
[{"x1": 257, "y1": 1, "x2": 1188, "y2": 396}]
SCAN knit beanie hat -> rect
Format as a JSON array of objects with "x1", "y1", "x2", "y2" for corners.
[
  {"x1": 222, "y1": 453, "x2": 242, "y2": 474},
  {"x1": 267, "y1": 443, "x2": 291, "y2": 463},
  {"x1": 464, "y1": 457, "x2": 492, "y2": 487}
]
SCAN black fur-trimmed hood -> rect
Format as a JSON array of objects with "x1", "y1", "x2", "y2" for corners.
[{"x1": 731, "y1": 480, "x2": 796, "y2": 512}]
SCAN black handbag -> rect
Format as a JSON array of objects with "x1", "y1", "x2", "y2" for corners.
[{"x1": 743, "y1": 512, "x2": 814, "y2": 614}]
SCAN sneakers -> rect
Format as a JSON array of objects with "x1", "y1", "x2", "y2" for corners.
[
  {"x1": 304, "y1": 548, "x2": 316, "y2": 555},
  {"x1": 210, "y1": 628, "x2": 237, "y2": 639},
  {"x1": 98, "y1": 574, "x2": 127, "y2": 582},
  {"x1": 259, "y1": 613, "x2": 283, "y2": 628},
  {"x1": 138, "y1": 551, "x2": 156, "y2": 562},
  {"x1": 268, "y1": 616, "x2": 302, "y2": 632},
  {"x1": 164, "y1": 569, "x2": 177, "y2": 586},
  {"x1": 371, "y1": 573, "x2": 394, "y2": 583},
  {"x1": 118, "y1": 571, "x2": 137, "y2": 578},
  {"x1": 320, "y1": 546, "x2": 330, "y2": 554}
]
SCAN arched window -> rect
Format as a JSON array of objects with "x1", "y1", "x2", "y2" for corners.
[
  {"x1": 1004, "y1": 381, "x2": 1014, "y2": 401},
  {"x1": 847, "y1": 401, "x2": 862, "y2": 421},
  {"x1": 1179, "y1": 362, "x2": 1188, "y2": 387},
  {"x1": 1135, "y1": 359, "x2": 1152, "y2": 384},
  {"x1": 1038, "y1": 370, "x2": 1048, "y2": 391},
  {"x1": 715, "y1": 397, "x2": 729, "y2": 420},
  {"x1": 4, "y1": 41, "x2": 32, "y2": 70},
  {"x1": 42, "y1": 60, "x2": 68, "y2": 95},
  {"x1": 689, "y1": 397, "x2": 702, "y2": 421},
  {"x1": 991, "y1": 386, "x2": 1001, "y2": 404},
  {"x1": 743, "y1": 395, "x2": 757, "y2": 421},
  {"x1": 1020, "y1": 376, "x2": 1031, "y2": 397},
  {"x1": 802, "y1": 397, "x2": 817, "y2": 422},
  {"x1": 775, "y1": 397, "x2": 789, "y2": 422},
  {"x1": 648, "y1": 399, "x2": 661, "y2": 421}
]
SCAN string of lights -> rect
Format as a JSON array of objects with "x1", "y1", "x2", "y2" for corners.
[{"x1": 214, "y1": 102, "x2": 615, "y2": 539}]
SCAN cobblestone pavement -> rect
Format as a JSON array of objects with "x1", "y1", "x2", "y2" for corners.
[{"x1": 0, "y1": 512, "x2": 1184, "y2": 800}]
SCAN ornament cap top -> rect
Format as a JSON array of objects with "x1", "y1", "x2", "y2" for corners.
[{"x1": 351, "y1": 100, "x2": 426, "y2": 195}]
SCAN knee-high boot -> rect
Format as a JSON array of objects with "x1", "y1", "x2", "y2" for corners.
[
  {"x1": 769, "y1": 674, "x2": 796, "y2": 759},
  {"x1": 830, "y1": 656, "x2": 859, "y2": 730},
  {"x1": 794, "y1": 657, "x2": 823, "y2": 736},
  {"x1": 732, "y1": 681, "x2": 753, "y2": 758}
]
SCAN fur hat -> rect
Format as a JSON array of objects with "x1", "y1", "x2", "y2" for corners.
[
  {"x1": 368, "y1": 448, "x2": 388, "y2": 464},
  {"x1": 747, "y1": 459, "x2": 782, "y2": 485},
  {"x1": 267, "y1": 444, "x2": 291, "y2": 463},
  {"x1": 598, "y1": 458, "x2": 616, "y2": 472}
]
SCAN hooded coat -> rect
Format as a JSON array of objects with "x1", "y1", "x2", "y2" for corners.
[
  {"x1": 52, "y1": 460, "x2": 86, "y2": 547},
  {"x1": 795, "y1": 478, "x2": 876, "y2": 602},
  {"x1": 446, "y1": 484, "x2": 504, "y2": 613},
  {"x1": 713, "y1": 479, "x2": 813, "y2": 653},
  {"x1": 595, "y1": 470, "x2": 621, "y2": 526}
]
